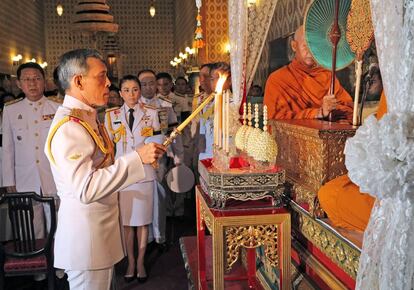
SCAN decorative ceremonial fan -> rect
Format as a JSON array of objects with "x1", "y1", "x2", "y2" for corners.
[
  {"x1": 346, "y1": 0, "x2": 374, "y2": 126},
  {"x1": 304, "y1": 0, "x2": 355, "y2": 71}
]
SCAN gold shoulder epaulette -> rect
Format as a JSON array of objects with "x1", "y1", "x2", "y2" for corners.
[
  {"x1": 69, "y1": 108, "x2": 94, "y2": 121},
  {"x1": 143, "y1": 104, "x2": 158, "y2": 110},
  {"x1": 4, "y1": 98, "x2": 23, "y2": 106},
  {"x1": 105, "y1": 106, "x2": 120, "y2": 113},
  {"x1": 158, "y1": 96, "x2": 173, "y2": 104},
  {"x1": 47, "y1": 96, "x2": 63, "y2": 104}
]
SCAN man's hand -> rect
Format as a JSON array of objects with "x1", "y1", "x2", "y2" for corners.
[
  {"x1": 6, "y1": 186, "x2": 17, "y2": 193},
  {"x1": 136, "y1": 143, "x2": 166, "y2": 164},
  {"x1": 321, "y1": 94, "x2": 337, "y2": 118}
]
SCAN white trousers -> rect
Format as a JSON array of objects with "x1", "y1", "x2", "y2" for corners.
[
  {"x1": 150, "y1": 182, "x2": 167, "y2": 243},
  {"x1": 66, "y1": 267, "x2": 113, "y2": 290}
]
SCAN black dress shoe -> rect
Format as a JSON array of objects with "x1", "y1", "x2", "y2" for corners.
[
  {"x1": 137, "y1": 274, "x2": 148, "y2": 283},
  {"x1": 124, "y1": 275, "x2": 135, "y2": 283}
]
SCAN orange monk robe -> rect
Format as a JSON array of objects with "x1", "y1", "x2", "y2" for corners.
[
  {"x1": 318, "y1": 92, "x2": 387, "y2": 231},
  {"x1": 264, "y1": 59, "x2": 354, "y2": 121}
]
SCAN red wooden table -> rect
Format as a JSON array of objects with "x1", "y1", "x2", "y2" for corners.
[{"x1": 196, "y1": 186, "x2": 291, "y2": 290}]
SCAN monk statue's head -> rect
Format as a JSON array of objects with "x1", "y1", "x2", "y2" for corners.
[{"x1": 291, "y1": 26, "x2": 316, "y2": 69}]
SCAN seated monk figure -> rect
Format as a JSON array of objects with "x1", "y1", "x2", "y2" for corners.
[
  {"x1": 264, "y1": 25, "x2": 353, "y2": 122},
  {"x1": 318, "y1": 92, "x2": 387, "y2": 231}
]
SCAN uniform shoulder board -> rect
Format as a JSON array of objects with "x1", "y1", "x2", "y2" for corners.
[
  {"x1": 4, "y1": 98, "x2": 23, "y2": 106},
  {"x1": 158, "y1": 96, "x2": 173, "y2": 104},
  {"x1": 142, "y1": 104, "x2": 158, "y2": 110},
  {"x1": 69, "y1": 108, "x2": 94, "y2": 121},
  {"x1": 47, "y1": 96, "x2": 63, "y2": 104},
  {"x1": 105, "y1": 106, "x2": 120, "y2": 113}
]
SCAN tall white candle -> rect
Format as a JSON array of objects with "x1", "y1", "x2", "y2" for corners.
[{"x1": 225, "y1": 90, "x2": 230, "y2": 153}]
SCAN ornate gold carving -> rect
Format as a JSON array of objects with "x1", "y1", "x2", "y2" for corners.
[
  {"x1": 224, "y1": 225, "x2": 279, "y2": 271},
  {"x1": 199, "y1": 160, "x2": 285, "y2": 208},
  {"x1": 272, "y1": 120, "x2": 355, "y2": 210},
  {"x1": 199, "y1": 203, "x2": 212, "y2": 232},
  {"x1": 299, "y1": 212, "x2": 360, "y2": 278},
  {"x1": 346, "y1": 0, "x2": 374, "y2": 59}
]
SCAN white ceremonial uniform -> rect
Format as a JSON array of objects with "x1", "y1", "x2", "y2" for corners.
[
  {"x1": 2, "y1": 96, "x2": 60, "y2": 237},
  {"x1": 105, "y1": 103, "x2": 161, "y2": 226},
  {"x1": 45, "y1": 95, "x2": 146, "y2": 290},
  {"x1": 156, "y1": 92, "x2": 190, "y2": 122},
  {"x1": 140, "y1": 96, "x2": 185, "y2": 241},
  {"x1": 195, "y1": 92, "x2": 214, "y2": 161}
]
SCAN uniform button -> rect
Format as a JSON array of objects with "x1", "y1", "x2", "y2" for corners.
[
  {"x1": 34, "y1": 108, "x2": 38, "y2": 111},
  {"x1": 35, "y1": 133, "x2": 39, "y2": 137},
  {"x1": 35, "y1": 146, "x2": 39, "y2": 150},
  {"x1": 34, "y1": 120, "x2": 38, "y2": 124},
  {"x1": 36, "y1": 160, "x2": 40, "y2": 164}
]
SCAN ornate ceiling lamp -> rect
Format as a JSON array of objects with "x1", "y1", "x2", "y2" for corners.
[{"x1": 72, "y1": 0, "x2": 118, "y2": 33}]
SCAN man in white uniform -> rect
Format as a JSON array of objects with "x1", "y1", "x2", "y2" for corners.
[
  {"x1": 2, "y1": 62, "x2": 60, "y2": 238},
  {"x1": 193, "y1": 63, "x2": 215, "y2": 161},
  {"x1": 156, "y1": 72, "x2": 190, "y2": 123},
  {"x1": 138, "y1": 69, "x2": 184, "y2": 248},
  {"x1": 46, "y1": 49, "x2": 165, "y2": 290}
]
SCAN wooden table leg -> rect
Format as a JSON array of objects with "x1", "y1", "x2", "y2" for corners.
[
  {"x1": 213, "y1": 222, "x2": 224, "y2": 290},
  {"x1": 196, "y1": 195, "x2": 207, "y2": 289},
  {"x1": 247, "y1": 248, "x2": 257, "y2": 288}
]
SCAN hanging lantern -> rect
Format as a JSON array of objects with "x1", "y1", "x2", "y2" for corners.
[
  {"x1": 56, "y1": 3, "x2": 63, "y2": 16},
  {"x1": 193, "y1": 0, "x2": 205, "y2": 49},
  {"x1": 193, "y1": 10, "x2": 205, "y2": 48}
]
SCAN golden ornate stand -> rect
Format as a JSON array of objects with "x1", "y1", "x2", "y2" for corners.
[
  {"x1": 198, "y1": 159, "x2": 286, "y2": 208},
  {"x1": 196, "y1": 186, "x2": 291, "y2": 290}
]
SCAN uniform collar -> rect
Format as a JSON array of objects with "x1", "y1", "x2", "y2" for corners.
[
  {"x1": 122, "y1": 103, "x2": 140, "y2": 112},
  {"x1": 25, "y1": 95, "x2": 46, "y2": 106},
  {"x1": 140, "y1": 96, "x2": 158, "y2": 106},
  {"x1": 156, "y1": 92, "x2": 173, "y2": 99},
  {"x1": 63, "y1": 95, "x2": 97, "y2": 120}
]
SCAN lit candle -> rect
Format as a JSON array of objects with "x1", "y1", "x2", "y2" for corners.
[{"x1": 212, "y1": 73, "x2": 227, "y2": 147}]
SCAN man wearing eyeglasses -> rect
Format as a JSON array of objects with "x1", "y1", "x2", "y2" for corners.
[{"x1": 2, "y1": 62, "x2": 60, "y2": 239}]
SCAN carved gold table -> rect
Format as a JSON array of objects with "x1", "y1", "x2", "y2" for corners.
[
  {"x1": 196, "y1": 186, "x2": 291, "y2": 290},
  {"x1": 270, "y1": 119, "x2": 356, "y2": 215}
]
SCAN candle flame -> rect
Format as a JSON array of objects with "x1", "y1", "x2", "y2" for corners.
[{"x1": 215, "y1": 73, "x2": 228, "y2": 95}]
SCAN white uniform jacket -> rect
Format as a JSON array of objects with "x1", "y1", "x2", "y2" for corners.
[
  {"x1": 45, "y1": 95, "x2": 146, "y2": 271},
  {"x1": 105, "y1": 103, "x2": 160, "y2": 189},
  {"x1": 140, "y1": 96, "x2": 184, "y2": 165},
  {"x1": 194, "y1": 92, "x2": 214, "y2": 160},
  {"x1": 156, "y1": 92, "x2": 190, "y2": 119},
  {"x1": 2, "y1": 96, "x2": 59, "y2": 196}
]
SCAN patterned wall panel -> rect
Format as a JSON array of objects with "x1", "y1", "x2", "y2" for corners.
[
  {"x1": 174, "y1": 1, "x2": 197, "y2": 54},
  {"x1": 0, "y1": 0, "x2": 45, "y2": 76},
  {"x1": 203, "y1": 0, "x2": 230, "y2": 64},
  {"x1": 44, "y1": 0, "x2": 176, "y2": 80},
  {"x1": 253, "y1": 0, "x2": 312, "y2": 88}
]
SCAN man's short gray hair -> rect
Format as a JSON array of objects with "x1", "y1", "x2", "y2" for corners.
[{"x1": 57, "y1": 49, "x2": 105, "y2": 91}]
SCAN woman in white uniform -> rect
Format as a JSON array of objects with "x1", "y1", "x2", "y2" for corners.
[{"x1": 105, "y1": 75, "x2": 160, "y2": 283}]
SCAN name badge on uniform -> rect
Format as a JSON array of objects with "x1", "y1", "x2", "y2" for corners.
[
  {"x1": 42, "y1": 114, "x2": 55, "y2": 120},
  {"x1": 141, "y1": 127, "x2": 154, "y2": 137}
]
